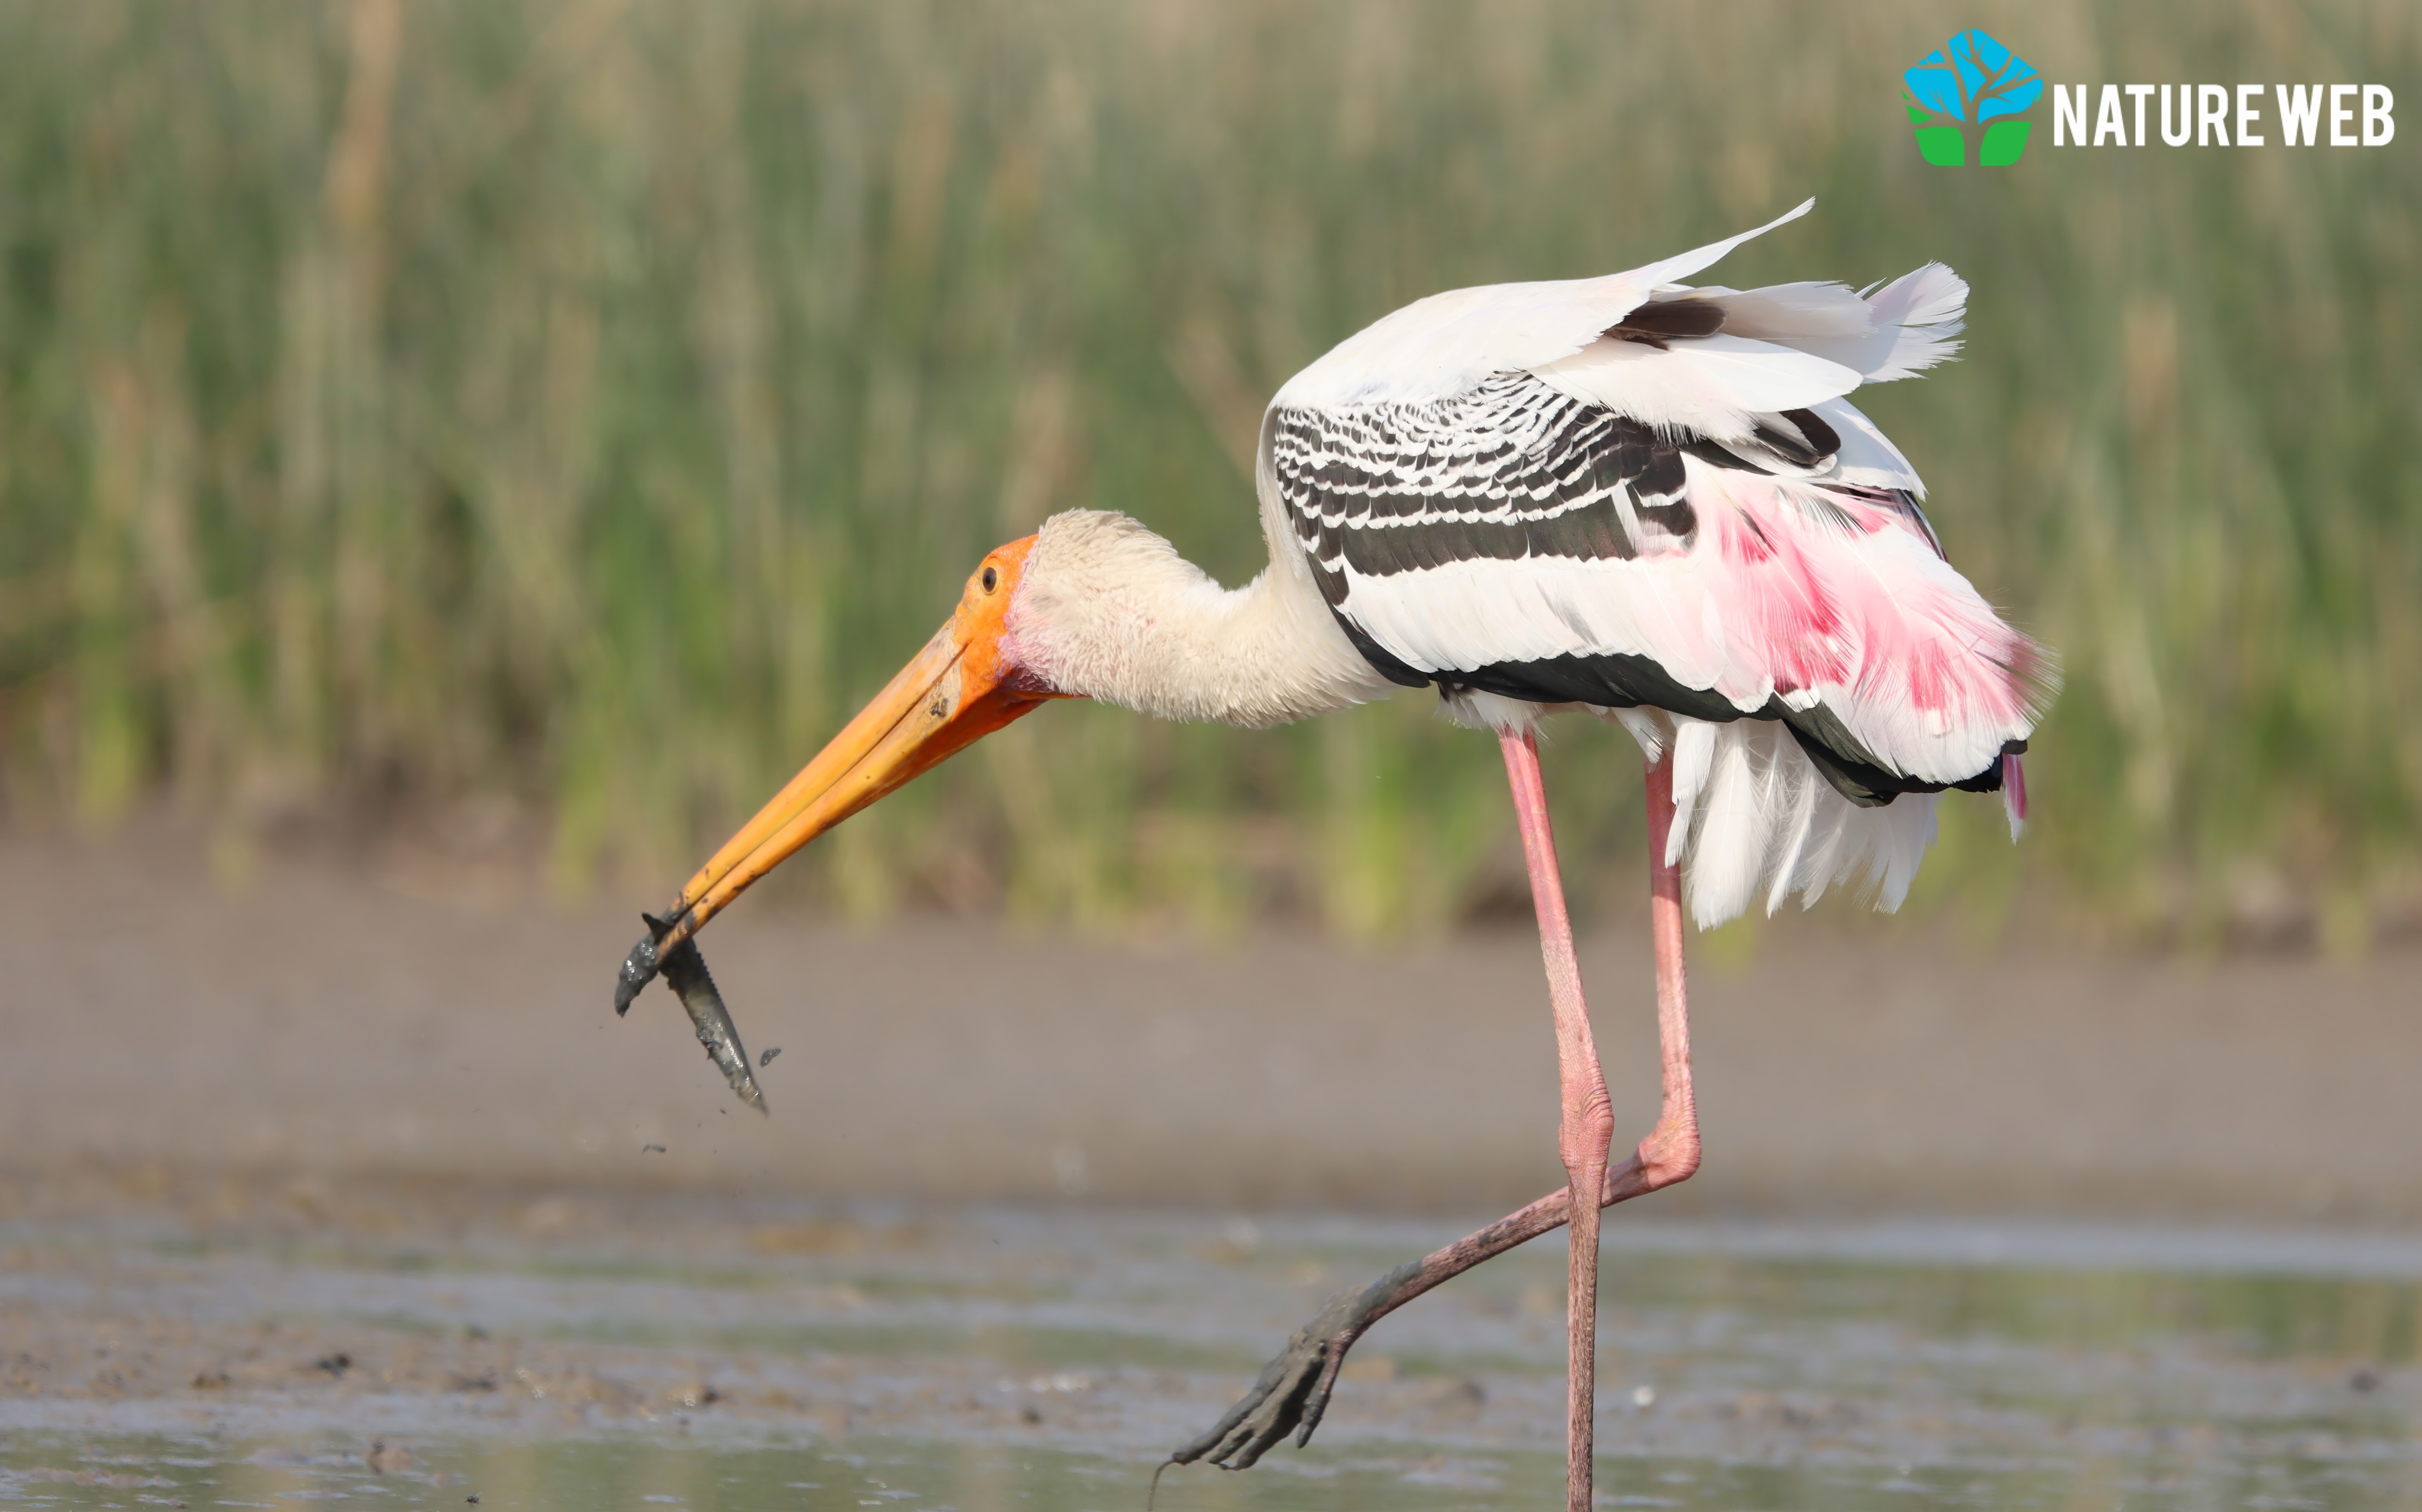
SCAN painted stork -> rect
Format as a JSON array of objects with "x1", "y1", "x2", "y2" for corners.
[{"x1": 613, "y1": 198, "x2": 2050, "y2": 1510}]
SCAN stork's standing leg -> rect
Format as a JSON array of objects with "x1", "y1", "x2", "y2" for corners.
[
  {"x1": 1500, "y1": 726, "x2": 1616, "y2": 1512},
  {"x1": 1172, "y1": 755, "x2": 1700, "y2": 1475}
]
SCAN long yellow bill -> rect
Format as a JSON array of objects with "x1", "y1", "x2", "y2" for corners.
[{"x1": 614, "y1": 535, "x2": 1057, "y2": 1013}]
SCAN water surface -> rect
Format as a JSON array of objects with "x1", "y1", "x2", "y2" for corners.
[{"x1": 3, "y1": 1209, "x2": 2417, "y2": 1510}]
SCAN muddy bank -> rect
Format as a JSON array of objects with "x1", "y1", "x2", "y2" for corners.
[{"x1": 4, "y1": 826, "x2": 2418, "y2": 1222}]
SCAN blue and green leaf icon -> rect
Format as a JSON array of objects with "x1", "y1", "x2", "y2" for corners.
[{"x1": 1903, "y1": 29, "x2": 2040, "y2": 166}]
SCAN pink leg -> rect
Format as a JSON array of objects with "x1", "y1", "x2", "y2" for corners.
[
  {"x1": 1172, "y1": 755, "x2": 1698, "y2": 1473},
  {"x1": 1499, "y1": 726, "x2": 1615, "y2": 1512},
  {"x1": 1639, "y1": 754, "x2": 1701, "y2": 1191}
]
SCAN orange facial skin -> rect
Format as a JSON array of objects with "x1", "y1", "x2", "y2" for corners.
[{"x1": 617, "y1": 536, "x2": 1062, "y2": 994}]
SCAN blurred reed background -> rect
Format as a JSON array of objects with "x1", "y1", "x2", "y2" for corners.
[{"x1": 0, "y1": 0, "x2": 2413, "y2": 946}]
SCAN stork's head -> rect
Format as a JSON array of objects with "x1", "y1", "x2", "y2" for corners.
[
  {"x1": 613, "y1": 531, "x2": 1064, "y2": 1004},
  {"x1": 612, "y1": 509, "x2": 1305, "y2": 1007}
]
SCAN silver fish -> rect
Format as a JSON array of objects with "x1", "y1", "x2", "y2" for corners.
[{"x1": 623, "y1": 912, "x2": 767, "y2": 1115}]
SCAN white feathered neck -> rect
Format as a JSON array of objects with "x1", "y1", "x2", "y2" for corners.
[{"x1": 1005, "y1": 508, "x2": 1394, "y2": 729}]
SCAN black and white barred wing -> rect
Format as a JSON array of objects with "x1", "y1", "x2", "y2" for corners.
[
  {"x1": 1267, "y1": 368, "x2": 2039, "y2": 778},
  {"x1": 1272, "y1": 372, "x2": 1715, "y2": 686},
  {"x1": 1260, "y1": 230, "x2": 2050, "y2": 925}
]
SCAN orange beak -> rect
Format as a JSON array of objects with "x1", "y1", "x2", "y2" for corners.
[{"x1": 614, "y1": 535, "x2": 1060, "y2": 1011}]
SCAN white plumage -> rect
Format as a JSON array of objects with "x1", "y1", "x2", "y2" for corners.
[
  {"x1": 1272, "y1": 199, "x2": 1826, "y2": 409},
  {"x1": 1016, "y1": 200, "x2": 2049, "y2": 930},
  {"x1": 1612, "y1": 710, "x2": 1942, "y2": 929}
]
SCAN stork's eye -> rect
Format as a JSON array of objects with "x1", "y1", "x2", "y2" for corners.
[{"x1": 981, "y1": 566, "x2": 999, "y2": 593}]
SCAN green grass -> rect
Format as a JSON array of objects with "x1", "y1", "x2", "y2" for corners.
[{"x1": 0, "y1": 1, "x2": 2414, "y2": 942}]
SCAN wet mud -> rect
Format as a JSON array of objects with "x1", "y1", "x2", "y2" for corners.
[{"x1": 4, "y1": 1179, "x2": 2422, "y2": 1511}]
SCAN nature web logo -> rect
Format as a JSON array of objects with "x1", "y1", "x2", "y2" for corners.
[{"x1": 1903, "y1": 29, "x2": 2044, "y2": 165}]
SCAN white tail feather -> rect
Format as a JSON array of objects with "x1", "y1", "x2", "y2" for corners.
[
  {"x1": 1608, "y1": 712, "x2": 1939, "y2": 930},
  {"x1": 1665, "y1": 720, "x2": 1718, "y2": 869}
]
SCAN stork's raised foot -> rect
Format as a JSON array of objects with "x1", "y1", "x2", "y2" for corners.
[{"x1": 1171, "y1": 1262, "x2": 1418, "y2": 1468}]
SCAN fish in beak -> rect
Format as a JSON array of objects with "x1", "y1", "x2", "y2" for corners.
[
  {"x1": 612, "y1": 536, "x2": 1062, "y2": 1105},
  {"x1": 647, "y1": 923, "x2": 766, "y2": 1113}
]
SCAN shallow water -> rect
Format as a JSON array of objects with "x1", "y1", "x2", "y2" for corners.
[
  {"x1": 8, "y1": 1426, "x2": 2407, "y2": 1512},
  {"x1": 3, "y1": 1208, "x2": 2419, "y2": 1510}
]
